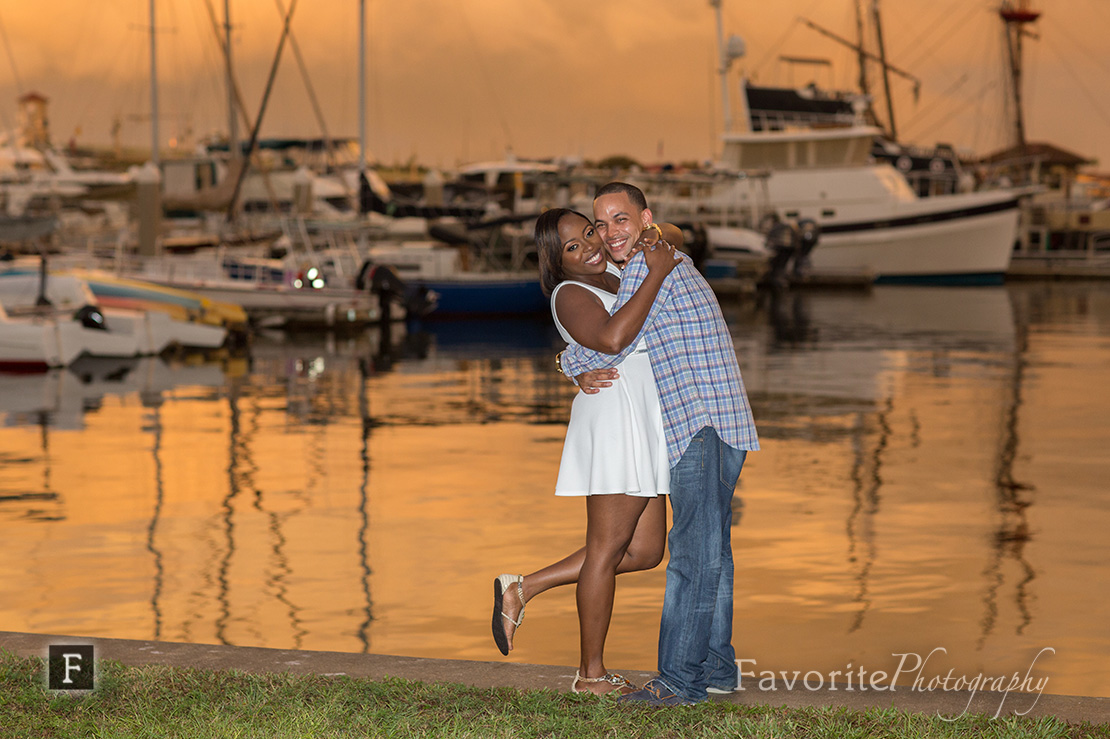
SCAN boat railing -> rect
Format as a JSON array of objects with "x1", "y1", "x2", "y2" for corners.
[{"x1": 628, "y1": 169, "x2": 771, "y2": 231}]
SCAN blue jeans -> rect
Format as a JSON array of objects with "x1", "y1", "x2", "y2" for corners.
[{"x1": 657, "y1": 426, "x2": 746, "y2": 702}]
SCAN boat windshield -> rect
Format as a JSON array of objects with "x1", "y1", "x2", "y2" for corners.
[{"x1": 874, "y1": 166, "x2": 918, "y2": 202}]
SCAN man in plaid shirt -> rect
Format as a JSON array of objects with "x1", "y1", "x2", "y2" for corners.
[{"x1": 560, "y1": 181, "x2": 759, "y2": 705}]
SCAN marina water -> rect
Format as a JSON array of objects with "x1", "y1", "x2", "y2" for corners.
[{"x1": 1, "y1": 281, "x2": 1107, "y2": 698}]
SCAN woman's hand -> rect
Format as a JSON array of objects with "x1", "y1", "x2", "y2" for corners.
[
  {"x1": 628, "y1": 226, "x2": 680, "y2": 271},
  {"x1": 640, "y1": 236, "x2": 680, "y2": 276},
  {"x1": 626, "y1": 226, "x2": 659, "y2": 261}
]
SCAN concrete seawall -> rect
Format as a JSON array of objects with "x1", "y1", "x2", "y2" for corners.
[{"x1": 3, "y1": 630, "x2": 1107, "y2": 725}]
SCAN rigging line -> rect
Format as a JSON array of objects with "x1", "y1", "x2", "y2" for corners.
[
  {"x1": 905, "y1": 77, "x2": 996, "y2": 144},
  {"x1": 1084, "y1": 0, "x2": 1110, "y2": 28},
  {"x1": 225, "y1": 0, "x2": 300, "y2": 222},
  {"x1": 164, "y1": 0, "x2": 191, "y2": 138},
  {"x1": 1074, "y1": 0, "x2": 1110, "y2": 34},
  {"x1": 75, "y1": 23, "x2": 134, "y2": 129},
  {"x1": 1024, "y1": 12, "x2": 1042, "y2": 120},
  {"x1": 972, "y1": 12, "x2": 1007, "y2": 152},
  {"x1": 750, "y1": 16, "x2": 802, "y2": 80},
  {"x1": 903, "y1": 1, "x2": 985, "y2": 75},
  {"x1": 833, "y1": 1, "x2": 858, "y2": 92},
  {"x1": 892, "y1": 0, "x2": 964, "y2": 62},
  {"x1": 273, "y1": 0, "x2": 338, "y2": 171},
  {"x1": 184, "y1": 0, "x2": 227, "y2": 123},
  {"x1": 200, "y1": 0, "x2": 282, "y2": 213},
  {"x1": 899, "y1": 72, "x2": 969, "y2": 139},
  {"x1": 72, "y1": 0, "x2": 127, "y2": 127},
  {"x1": 453, "y1": 3, "x2": 513, "y2": 148},
  {"x1": 1042, "y1": 14, "x2": 1110, "y2": 79},
  {"x1": 0, "y1": 9, "x2": 23, "y2": 95},
  {"x1": 971, "y1": 22, "x2": 1009, "y2": 154},
  {"x1": 201, "y1": 0, "x2": 252, "y2": 133},
  {"x1": 975, "y1": 24, "x2": 1007, "y2": 153},
  {"x1": 1040, "y1": 34, "x2": 1110, "y2": 132}
]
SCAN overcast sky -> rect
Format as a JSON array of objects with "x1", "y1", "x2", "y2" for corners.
[{"x1": 2, "y1": 0, "x2": 1108, "y2": 169}]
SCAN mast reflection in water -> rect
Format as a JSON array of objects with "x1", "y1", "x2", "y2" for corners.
[{"x1": 0, "y1": 287, "x2": 1107, "y2": 698}]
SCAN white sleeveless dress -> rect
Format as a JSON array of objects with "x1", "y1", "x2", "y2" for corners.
[{"x1": 551, "y1": 278, "x2": 670, "y2": 497}]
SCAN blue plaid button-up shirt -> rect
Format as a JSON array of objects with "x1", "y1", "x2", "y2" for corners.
[{"x1": 561, "y1": 254, "x2": 759, "y2": 468}]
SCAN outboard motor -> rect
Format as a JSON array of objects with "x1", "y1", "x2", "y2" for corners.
[
  {"x1": 792, "y1": 219, "x2": 820, "y2": 279},
  {"x1": 676, "y1": 222, "x2": 709, "y2": 273},
  {"x1": 762, "y1": 222, "x2": 797, "y2": 289},
  {"x1": 758, "y1": 212, "x2": 782, "y2": 234},
  {"x1": 356, "y1": 260, "x2": 438, "y2": 320}
]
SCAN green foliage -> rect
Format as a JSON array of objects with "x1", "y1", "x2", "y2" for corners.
[
  {"x1": 1, "y1": 651, "x2": 1106, "y2": 738},
  {"x1": 596, "y1": 154, "x2": 642, "y2": 171}
]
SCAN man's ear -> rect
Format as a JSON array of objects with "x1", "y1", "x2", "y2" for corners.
[{"x1": 641, "y1": 208, "x2": 654, "y2": 228}]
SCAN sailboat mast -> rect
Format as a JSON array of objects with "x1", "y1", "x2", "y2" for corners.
[
  {"x1": 149, "y1": 0, "x2": 159, "y2": 165},
  {"x1": 359, "y1": 0, "x2": 366, "y2": 181},
  {"x1": 870, "y1": 0, "x2": 896, "y2": 140},
  {"x1": 225, "y1": 0, "x2": 238, "y2": 158},
  {"x1": 1000, "y1": 1, "x2": 1040, "y2": 152}
]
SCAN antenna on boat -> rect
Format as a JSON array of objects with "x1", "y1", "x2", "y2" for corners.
[{"x1": 709, "y1": 0, "x2": 746, "y2": 133}]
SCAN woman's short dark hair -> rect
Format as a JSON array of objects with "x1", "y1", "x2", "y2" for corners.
[{"x1": 535, "y1": 208, "x2": 592, "y2": 297}]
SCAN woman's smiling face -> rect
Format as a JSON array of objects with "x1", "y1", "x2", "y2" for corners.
[{"x1": 557, "y1": 213, "x2": 608, "y2": 278}]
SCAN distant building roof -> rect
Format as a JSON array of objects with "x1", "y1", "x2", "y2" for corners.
[{"x1": 980, "y1": 141, "x2": 1096, "y2": 168}]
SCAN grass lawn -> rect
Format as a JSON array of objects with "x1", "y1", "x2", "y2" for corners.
[{"x1": 2, "y1": 650, "x2": 1107, "y2": 738}]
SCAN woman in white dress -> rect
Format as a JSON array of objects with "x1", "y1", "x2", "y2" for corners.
[{"x1": 492, "y1": 208, "x2": 680, "y2": 695}]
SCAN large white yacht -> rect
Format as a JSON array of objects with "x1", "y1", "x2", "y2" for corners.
[{"x1": 708, "y1": 117, "x2": 1021, "y2": 283}]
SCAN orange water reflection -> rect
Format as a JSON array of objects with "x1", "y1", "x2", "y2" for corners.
[{"x1": 0, "y1": 284, "x2": 1107, "y2": 698}]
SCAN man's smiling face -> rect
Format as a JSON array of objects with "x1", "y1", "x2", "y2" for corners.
[{"x1": 593, "y1": 192, "x2": 653, "y2": 265}]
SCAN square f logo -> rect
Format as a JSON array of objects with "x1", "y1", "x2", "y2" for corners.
[{"x1": 48, "y1": 645, "x2": 95, "y2": 691}]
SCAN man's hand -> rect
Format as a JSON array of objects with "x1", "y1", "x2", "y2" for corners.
[{"x1": 576, "y1": 368, "x2": 619, "y2": 394}]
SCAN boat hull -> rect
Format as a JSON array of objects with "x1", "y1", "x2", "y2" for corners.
[
  {"x1": 414, "y1": 275, "x2": 547, "y2": 316},
  {"x1": 810, "y1": 194, "x2": 1020, "y2": 283},
  {"x1": 0, "y1": 319, "x2": 74, "y2": 370},
  {"x1": 138, "y1": 278, "x2": 381, "y2": 328},
  {"x1": 711, "y1": 124, "x2": 1023, "y2": 284}
]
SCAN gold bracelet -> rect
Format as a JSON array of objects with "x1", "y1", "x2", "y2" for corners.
[
  {"x1": 555, "y1": 350, "x2": 564, "y2": 374},
  {"x1": 648, "y1": 223, "x2": 664, "y2": 241}
]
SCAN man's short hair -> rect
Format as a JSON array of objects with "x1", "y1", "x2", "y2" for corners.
[{"x1": 594, "y1": 181, "x2": 648, "y2": 212}]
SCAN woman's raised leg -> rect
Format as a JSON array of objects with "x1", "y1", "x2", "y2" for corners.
[{"x1": 496, "y1": 495, "x2": 665, "y2": 652}]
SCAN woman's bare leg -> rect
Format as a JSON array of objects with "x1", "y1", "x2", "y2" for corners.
[
  {"x1": 575, "y1": 493, "x2": 653, "y2": 694},
  {"x1": 500, "y1": 495, "x2": 665, "y2": 651}
]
